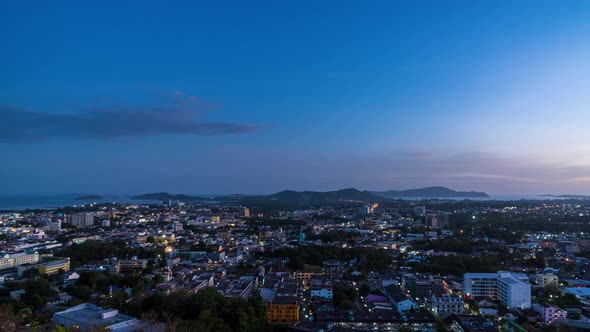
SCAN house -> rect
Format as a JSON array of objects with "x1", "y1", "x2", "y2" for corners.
[
  {"x1": 47, "y1": 292, "x2": 72, "y2": 305},
  {"x1": 383, "y1": 284, "x2": 418, "y2": 312},
  {"x1": 10, "y1": 289, "x2": 25, "y2": 300}
]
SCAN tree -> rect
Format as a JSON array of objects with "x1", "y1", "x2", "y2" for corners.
[
  {"x1": 359, "y1": 284, "x2": 371, "y2": 297},
  {"x1": 76, "y1": 271, "x2": 110, "y2": 292},
  {"x1": 544, "y1": 284, "x2": 560, "y2": 297},
  {"x1": 27, "y1": 294, "x2": 44, "y2": 308},
  {"x1": 55, "y1": 234, "x2": 69, "y2": 243},
  {"x1": 333, "y1": 286, "x2": 357, "y2": 309},
  {"x1": 136, "y1": 287, "x2": 269, "y2": 331},
  {"x1": 555, "y1": 293, "x2": 581, "y2": 308},
  {"x1": 21, "y1": 278, "x2": 55, "y2": 307},
  {"x1": 436, "y1": 318, "x2": 448, "y2": 332},
  {"x1": 69, "y1": 285, "x2": 93, "y2": 301},
  {"x1": 22, "y1": 268, "x2": 40, "y2": 279},
  {"x1": 0, "y1": 304, "x2": 19, "y2": 332}
]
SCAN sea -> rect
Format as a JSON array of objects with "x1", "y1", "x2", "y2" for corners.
[
  {"x1": 0, "y1": 194, "x2": 576, "y2": 211},
  {"x1": 0, "y1": 194, "x2": 159, "y2": 211}
]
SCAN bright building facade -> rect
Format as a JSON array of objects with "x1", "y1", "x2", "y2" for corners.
[
  {"x1": 532, "y1": 302, "x2": 567, "y2": 324},
  {"x1": 0, "y1": 251, "x2": 40, "y2": 270},
  {"x1": 267, "y1": 296, "x2": 300, "y2": 323},
  {"x1": 464, "y1": 271, "x2": 531, "y2": 309}
]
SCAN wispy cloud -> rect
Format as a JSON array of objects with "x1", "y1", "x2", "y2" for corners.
[
  {"x1": 353, "y1": 151, "x2": 590, "y2": 194},
  {"x1": 0, "y1": 92, "x2": 259, "y2": 143}
]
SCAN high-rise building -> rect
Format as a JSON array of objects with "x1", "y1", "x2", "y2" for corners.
[
  {"x1": 46, "y1": 220, "x2": 61, "y2": 231},
  {"x1": 173, "y1": 222, "x2": 183, "y2": 232},
  {"x1": 424, "y1": 213, "x2": 449, "y2": 228},
  {"x1": 299, "y1": 229, "x2": 306, "y2": 243},
  {"x1": 359, "y1": 206, "x2": 371, "y2": 215},
  {"x1": 463, "y1": 271, "x2": 531, "y2": 309},
  {"x1": 69, "y1": 213, "x2": 95, "y2": 228},
  {"x1": 414, "y1": 206, "x2": 426, "y2": 216},
  {"x1": 239, "y1": 207, "x2": 250, "y2": 218}
]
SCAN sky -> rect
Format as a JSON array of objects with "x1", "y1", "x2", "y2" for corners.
[{"x1": 2, "y1": 1, "x2": 590, "y2": 195}]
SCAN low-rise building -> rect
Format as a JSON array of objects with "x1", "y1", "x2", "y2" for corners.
[
  {"x1": 311, "y1": 285, "x2": 333, "y2": 299},
  {"x1": 267, "y1": 296, "x2": 299, "y2": 323},
  {"x1": 0, "y1": 251, "x2": 39, "y2": 270},
  {"x1": 118, "y1": 258, "x2": 148, "y2": 271},
  {"x1": 53, "y1": 303, "x2": 148, "y2": 332},
  {"x1": 323, "y1": 260, "x2": 342, "y2": 279},
  {"x1": 383, "y1": 284, "x2": 419, "y2": 312},
  {"x1": 296, "y1": 264, "x2": 324, "y2": 287},
  {"x1": 532, "y1": 302, "x2": 567, "y2": 324},
  {"x1": 18, "y1": 257, "x2": 70, "y2": 276},
  {"x1": 534, "y1": 273, "x2": 558, "y2": 287},
  {"x1": 430, "y1": 294, "x2": 464, "y2": 315},
  {"x1": 446, "y1": 314, "x2": 496, "y2": 332}
]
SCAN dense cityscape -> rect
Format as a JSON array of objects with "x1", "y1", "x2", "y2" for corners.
[
  {"x1": 4, "y1": 1, "x2": 590, "y2": 332},
  {"x1": 0, "y1": 192, "x2": 588, "y2": 332}
]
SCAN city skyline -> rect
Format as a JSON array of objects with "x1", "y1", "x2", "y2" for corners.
[{"x1": 3, "y1": 1, "x2": 590, "y2": 195}]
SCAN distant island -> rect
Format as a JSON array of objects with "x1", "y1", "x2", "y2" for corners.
[
  {"x1": 74, "y1": 194, "x2": 103, "y2": 200},
  {"x1": 369, "y1": 186, "x2": 489, "y2": 198}
]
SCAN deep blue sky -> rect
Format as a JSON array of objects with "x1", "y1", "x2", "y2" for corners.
[{"x1": 2, "y1": 1, "x2": 590, "y2": 195}]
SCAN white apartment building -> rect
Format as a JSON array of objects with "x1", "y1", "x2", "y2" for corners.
[
  {"x1": 464, "y1": 273, "x2": 497, "y2": 298},
  {"x1": 533, "y1": 302, "x2": 567, "y2": 324},
  {"x1": 464, "y1": 271, "x2": 531, "y2": 309},
  {"x1": 430, "y1": 294, "x2": 464, "y2": 315},
  {"x1": 534, "y1": 273, "x2": 558, "y2": 287},
  {"x1": 70, "y1": 213, "x2": 95, "y2": 228},
  {"x1": 0, "y1": 251, "x2": 40, "y2": 270}
]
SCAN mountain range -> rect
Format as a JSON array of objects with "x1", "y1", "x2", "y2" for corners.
[
  {"x1": 131, "y1": 186, "x2": 489, "y2": 206},
  {"x1": 369, "y1": 186, "x2": 489, "y2": 198},
  {"x1": 540, "y1": 194, "x2": 590, "y2": 199}
]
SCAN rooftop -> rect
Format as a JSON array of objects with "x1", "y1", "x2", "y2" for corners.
[{"x1": 54, "y1": 303, "x2": 136, "y2": 327}]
